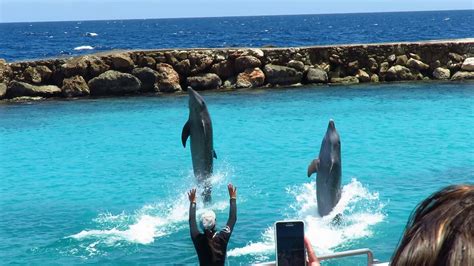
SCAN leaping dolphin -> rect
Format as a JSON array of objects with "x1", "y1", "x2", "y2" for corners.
[
  {"x1": 307, "y1": 119, "x2": 342, "y2": 217},
  {"x1": 182, "y1": 88, "x2": 217, "y2": 202}
]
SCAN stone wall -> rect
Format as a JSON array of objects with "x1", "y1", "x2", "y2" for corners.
[{"x1": 1, "y1": 39, "x2": 473, "y2": 100}]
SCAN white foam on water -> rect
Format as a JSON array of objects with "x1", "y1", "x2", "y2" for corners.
[
  {"x1": 86, "y1": 32, "x2": 98, "y2": 37},
  {"x1": 228, "y1": 178, "x2": 385, "y2": 261},
  {"x1": 73, "y1": 45, "x2": 94, "y2": 51},
  {"x1": 68, "y1": 168, "x2": 234, "y2": 250}
]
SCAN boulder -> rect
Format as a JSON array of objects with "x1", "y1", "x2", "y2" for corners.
[
  {"x1": 187, "y1": 73, "x2": 222, "y2": 90},
  {"x1": 412, "y1": 70, "x2": 424, "y2": 80},
  {"x1": 409, "y1": 53, "x2": 421, "y2": 60},
  {"x1": 368, "y1": 58, "x2": 378, "y2": 72},
  {"x1": 7, "y1": 81, "x2": 61, "y2": 98},
  {"x1": 451, "y1": 71, "x2": 474, "y2": 81},
  {"x1": 235, "y1": 56, "x2": 261, "y2": 73},
  {"x1": 236, "y1": 68, "x2": 265, "y2": 88},
  {"x1": 108, "y1": 53, "x2": 135, "y2": 71},
  {"x1": 263, "y1": 64, "x2": 303, "y2": 85},
  {"x1": 370, "y1": 74, "x2": 379, "y2": 82},
  {"x1": 88, "y1": 70, "x2": 141, "y2": 95},
  {"x1": 407, "y1": 58, "x2": 429, "y2": 70},
  {"x1": 379, "y1": 62, "x2": 390, "y2": 75},
  {"x1": 35, "y1": 65, "x2": 53, "y2": 81},
  {"x1": 242, "y1": 48, "x2": 264, "y2": 58},
  {"x1": 156, "y1": 63, "x2": 181, "y2": 92},
  {"x1": 287, "y1": 60, "x2": 305, "y2": 72},
  {"x1": 62, "y1": 55, "x2": 109, "y2": 78},
  {"x1": 461, "y1": 57, "x2": 474, "y2": 71},
  {"x1": 62, "y1": 57, "x2": 88, "y2": 77},
  {"x1": 430, "y1": 60, "x2": 441, "y2": 69},
  {"x1": 222, "y1": 77, "x2": 236, "y2": 89},
  {"x1": 0, "y1": 59, "x2": 11, "y2": 83},
  {"x1": 306, "y1": 67, "x2": 328, "y2": 83},
  {"x1": 447, "y1": 60, "x2": 462, "y2": 72},
  {"x1": 0, "y1": 82, "x2": 6, "y2": 98},
  {"x1": 385, "y1": 65, "x2": 414, "y2": 81},
  {"x1": 176, "y1": 51, "x2": 188, "y2": 61},
  {"x1": 86, "y1": 56, "x2": 110, "y2": 77},
  {"x1": 132, "y1": 67, "x2": 159, "y2": 92},
  {"x1": 24, "y1": 66, "x2": 42, "y2": 84},
  {"x1": 23, "y1": 65, "x2": 53, "y2": 84},
  {"x1": 175, "y1": 59, "x2": 191, "y2": 76},
  {"x1": 387, "y1": 54, "x2": 396, "y2": 63},
  {"x1": 356, "y1": 69, "x2": 370, "y2": 82},
  {"x1": 330, "y1": 76, "x2": 359, "y2": 84},
  {"x1": 210, "y1": 60, "x2": 235, "y2": 80},
  {"x1": 138, "y1": 56, "x2": 156, "y2": 68},
  {"x1": 395, "y1": 55, "x2": 408, "y2": 66},
  {"x1": 164, "y1": 52, "x2": 179, "y2": 65},
  {"x1": 9, "y1": 96, "x2": 44, "y2": 102},
  {"x1": 62, "y1": 75, "x2": 89, "y2": 97},
  {"x1": 432, "y1": 68, "x2": 450, "y2": 80},
  {"x1": 448, "y1": 53, "x2": 464, "y2": 62},
  {"x1": 347, "y1": 60, "x2": 359, "y2": 74},
  {"x1": 188, "y1": 53, "x2": 214, "y2": 75}
]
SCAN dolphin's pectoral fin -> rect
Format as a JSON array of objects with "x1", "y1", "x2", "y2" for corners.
[
  {"x1": 213, "y1": 149, "x2": 217, "y2": 159},
  {"x1": 307, "y1": 158, "x2": 320, "y2": 177},
  {"x1": 181, "y1": 121, "x2": 190, "y2": 148}
]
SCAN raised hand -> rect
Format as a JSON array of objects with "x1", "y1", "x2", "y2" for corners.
[
  {"x1": 188, "y1": 188, "x2": 197, "y2": 203},
  {"x1": 227, "y1": 183, "x2": 237, "y2": 199}
]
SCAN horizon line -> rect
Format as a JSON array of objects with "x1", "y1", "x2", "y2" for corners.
[{"x1": 1, "y1": 8, "x2": 472, "y2": 24}]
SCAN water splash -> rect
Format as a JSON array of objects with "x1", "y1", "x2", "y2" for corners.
[
  {"x1": 228, "y1": 178, "x2": 385, "y2": 261},
  {"x1": 73, "y1": 45, "x2": 94, "y2": 51},
  {"x1": 68, "y1": 168, "x2": 233, "y2": 254}
]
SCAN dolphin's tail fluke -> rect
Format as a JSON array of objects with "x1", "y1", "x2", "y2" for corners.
[{"x1": 307, "y1": 158, "x2": 320, "y2": 177}]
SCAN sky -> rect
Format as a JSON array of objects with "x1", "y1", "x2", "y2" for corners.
[{"x1": 0, "y1": 0, "x2": 473, "y2": 23}]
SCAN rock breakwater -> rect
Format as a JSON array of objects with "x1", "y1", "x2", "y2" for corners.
[{"x1": 1, "y1": 39, "x2": 473, "y2": 101}]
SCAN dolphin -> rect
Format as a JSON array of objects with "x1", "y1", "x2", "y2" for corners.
[
  {"x1": 307, "y1": 119, "x2": 342, "y2": 217},
  {"x1": 182, "y1": 88, "x2": 217, "y2": 202}
]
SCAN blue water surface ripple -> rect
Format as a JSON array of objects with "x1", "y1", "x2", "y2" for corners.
[{"x1": 1, "y1": 82, "x2": 473, "y2": 264}]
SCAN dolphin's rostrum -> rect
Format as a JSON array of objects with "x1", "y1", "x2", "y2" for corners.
[
  {"x1": 182, "y1": 88, "x2": 217, "y2": 202},
  {"x1": 307, "y1": 119, "x2": 342, "y2": 217}
]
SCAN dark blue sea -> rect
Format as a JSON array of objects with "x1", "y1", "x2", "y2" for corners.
[{"x1": 0, "y1": 10, "x2": 473, "y2": 62}]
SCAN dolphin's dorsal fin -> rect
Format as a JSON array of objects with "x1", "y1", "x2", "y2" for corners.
[
  {"x1": 307, "y1": 158, "x2": 320, "y2": 177},
  {"x1": 213, "y1": 149, "x2": 217, "y2": 159},
  {"x1": 181, "y1": 120, "x2": 190, "y2": 148}
]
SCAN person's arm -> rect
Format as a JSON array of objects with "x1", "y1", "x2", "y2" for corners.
[
  {"x1": 304, "y1": 236, "x2": 320, "y2": 266},
  {"x1": 226, "y1": 184, "x2": 237, "y2": 231},
  {"x1": 188, "y1": 188, "x2": 200, "y2": 239}
]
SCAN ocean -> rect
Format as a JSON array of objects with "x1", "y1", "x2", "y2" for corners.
[
  {"x1": 0, "y1": 10, "x2": 473, "y2": 62},
  {"x1": 1, "y1": 10, "x2": 474, "y2": 265}
]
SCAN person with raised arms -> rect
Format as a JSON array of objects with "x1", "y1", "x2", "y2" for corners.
[{"x1": 188, "y1": 184, "x2": 237, "y2": 266}]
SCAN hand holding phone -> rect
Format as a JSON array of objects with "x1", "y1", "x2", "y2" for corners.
[{"x1": 275, "y1": 220, "x2": 305, "y2": 266}]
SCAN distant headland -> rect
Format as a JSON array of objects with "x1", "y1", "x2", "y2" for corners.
[{"x1": 1, "y1": 39, "x2": 473, "y2": 102}]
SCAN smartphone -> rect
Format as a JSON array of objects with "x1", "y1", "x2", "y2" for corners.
[{"x1": 274, "y1": 220, "x2": 305, "y2": 266}]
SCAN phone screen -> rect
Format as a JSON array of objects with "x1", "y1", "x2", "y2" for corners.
[{"x1": 275, "y1": 221, "x2": 305, "y2": 266}]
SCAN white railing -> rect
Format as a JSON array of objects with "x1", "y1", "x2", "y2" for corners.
[{"x1": 254, "y1": 248, "x2": 387, "y2": 266}]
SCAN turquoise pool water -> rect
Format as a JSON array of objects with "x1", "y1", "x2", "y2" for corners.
[{"x1": 1, "y1": 82, "x2": 473, "y2": 264}]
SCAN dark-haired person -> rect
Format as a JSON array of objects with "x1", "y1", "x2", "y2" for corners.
[
  {"x1": 391, "y1": 184, "x2": 474, "y2": 266},
  {"x1": 188, "y1": 184, "x2": 237, "y2": 266}
]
